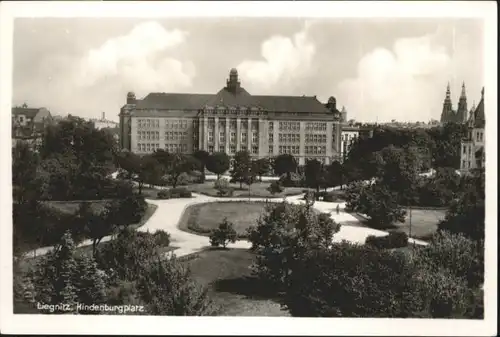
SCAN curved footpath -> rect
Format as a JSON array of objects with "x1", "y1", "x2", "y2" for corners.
[{"x1": 26, "y1": 174, "x2": 431, "y2": 259}]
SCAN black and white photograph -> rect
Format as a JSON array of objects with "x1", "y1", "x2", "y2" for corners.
[{"x1": 0, "y1": 1, "x2": 497, "y2": 336}]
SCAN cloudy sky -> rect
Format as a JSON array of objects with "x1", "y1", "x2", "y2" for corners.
[{"x1": 12, "y1": 17, "x2": 484, "y2": 122}]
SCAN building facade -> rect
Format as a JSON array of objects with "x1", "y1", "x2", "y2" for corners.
[
  {"x1": 440, "y1": 82, "x2": 469, "y2": 124},
  {"x1": 90, "y1": 112, "x2": 119, "y2": 130},
  {"x1": 460, "y1": 87, "x2": 485, "y2": 173},
  {"x1": 11, "y1": 105, "x2": 52, "y2": 150},
  {"x1": 119, "y1": 69, "x2": 343, "y2": 165}
]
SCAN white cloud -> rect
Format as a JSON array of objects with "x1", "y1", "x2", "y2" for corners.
[
  {"x1": 76, "y1": 21, "x2": 195, "y2": 93},
  {"x1": 337, "y1": 32, "x2": 456, "y2": 123},
  {"x1": 237, "y1": 23, "x2": 316, "y2": 94}
]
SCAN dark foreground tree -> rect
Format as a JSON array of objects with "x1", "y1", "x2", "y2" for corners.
[
  {"x1": 209, "y1": 218, "x2": 238, "y2": 248},
  {"x1": 206, "y1": 152, "x2": 230, "y2": 179}
]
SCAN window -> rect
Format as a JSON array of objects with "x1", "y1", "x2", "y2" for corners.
[
  {"x1": 269, "y1": 145, "x2": 274, "y2": 154},
  {"x1": 269, "y1": 122, "x2": 274, "y2": 131},
  {"x1": 230, "y1": 145, "x2": 236, "y2": 154},
  {"x1": 208, "y1": 131, "x2": 214, "y2": 143},
  {"x1": 269, "y1": 133, "x2": 274, "y2": 142},
  {"x1": 219, "y1": 145, "x2": 225, "y2": 153},
  {"x1": 252, "y1": 132, "x2": 258, "y2": 143},
  {"x1": 240, "y1": 145, "x2": 247, "y2": 152},
  {"x1": 241, "y1": 132, "x2": 247, "y2": 143},
  {"x1": 208, "y1": 145, "x2": 214, "y2": 153},
  {"x1": 219, "y1": 132, "x2": 225, "y2": 143},
  {"x1": 252, "y1": 146, "x2": 258, "y2": 154},
  {"x1": 230, "y1": 132, "x2": 236, "y2": 143}
]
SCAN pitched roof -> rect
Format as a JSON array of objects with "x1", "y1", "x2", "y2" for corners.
[
  {"x1": 12, "y1": 107, "x2": 41, "y2": 118},
  {"x1": 135, "y1": 93, "x2": 213, "y2": 110},
  {"x1": 473, "y1": 96, "x2": 485, "y2": 128},
  {"x1": 133, "y1": 89, "x2": 330, "y2": 114}
]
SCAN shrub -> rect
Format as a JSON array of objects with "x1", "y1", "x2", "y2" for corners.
[
  {"x1": 214, "y1": 178, "x2": 233, "y2": 196},
  {"x1": 157, "y1": 190, "x2": 170, "y2": 200},
  {"x1": 279, "y1": 172, "x2": 303, "y2": 187},
  {"x1": 323, "y1": 193, "x2": 338, "y2": 202},
  {"x1": 365, "y1": 232, "x2": 409, "y2": 249},
  {"x1": 164, "y1": 187, "x2": 192, "y2": 199},
  {"x1": 209, "y1": 218, "x2": 237, "y2": 248},
  {"x1": 267, "y1": 181, "x2": 284, "y2": 195},
  {"x1": 153, "y1": 230, "x2": 171, "y2": 247}
]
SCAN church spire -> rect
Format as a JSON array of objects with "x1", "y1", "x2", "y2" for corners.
[
  {"x1": 460, "y1": 81, "x2": 467, "y2": 98},
  {"x1": 446, "y1": 82, "x2": 451, "y2": 99}
]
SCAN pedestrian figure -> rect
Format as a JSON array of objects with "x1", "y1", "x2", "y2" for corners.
[{"x1": 336, "y1": 204, "x2": 340, "y2": 214}]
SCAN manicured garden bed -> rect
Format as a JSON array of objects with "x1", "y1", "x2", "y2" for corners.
[
  {"x1": 178, "y1": 201, "x2": 271, "y2": 237},
  {"x1": 188, "y1": 181, "x2": 304, "y2": 198}
]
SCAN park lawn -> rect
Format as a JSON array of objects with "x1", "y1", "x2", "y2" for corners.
[
  {"x1": 386, "y1": 208, "x2": 447, "y2": 240},
  {"x1": 43, "y1": 199, "x2": 111, "y2": 215},
  {"x1": 349, "y1": 208, "x2": 447, "y2": 240},
  {"x1": 178, "y1": 201, "x2": 270, "y2": 237},
  {"x1": 188, "y1": 181, "x2": 304, "y2": 198},
  {"x1": 181, "y1": 248, "x2": 290, "y2": 316}
]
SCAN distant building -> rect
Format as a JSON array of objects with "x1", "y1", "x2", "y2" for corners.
[
  {"x1": 460, "y1": 87, "x2": 485, "y2": 173},
  {"x1": 11, "y1": 104, "x2": 52, "y2": 150},
  {"x1": 90, "y1": 112, "x2": 119, "y2": 130},
  {"x1": 119, "y1": 68, "x2": 344, "y2": 165},
  {"x1": 440, "y1": 82, "x2": 469, "y2": 124}
]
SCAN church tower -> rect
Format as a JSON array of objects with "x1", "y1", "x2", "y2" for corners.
[
  {"x1": 456, "y1": 82, "x2": 468, "y2": 123},
  {"x1": 440, "y1": 82, "x2": 454, "y2": 123}
]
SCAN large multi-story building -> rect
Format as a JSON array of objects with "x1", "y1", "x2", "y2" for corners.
[
  {"x1": 119, "y1": 68, "x2": 344, "y2": 165},
  {"x1": 440, "y1": 82, "x2": 469, "y2": 124},
  {"x1": 90, "y1": 112, "x2": 119, "y2": 130},
  {"x1": 11, "y1": 104, "x2": 53, "y2": 150},
  {"x1": 460, "y1": 87, "x2": 485, "y2": 173}
]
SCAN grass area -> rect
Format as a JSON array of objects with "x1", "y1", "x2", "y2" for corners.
[
  {"x1": 389, "y1": 208, "x2": 447, "y2": 240},
  {"x1": 43, "y1": 200, "x2": 111, "y2": 215},
  {"x1": 188, "y1": 181, "x2": 304, "y2": 198},
  {"x1": 348, "y1": 208, "x2": 447, "y2": 240},
  {"x1": 182, "y1": 248, "x2": 289, "y2": 316},
  {"x1": 178, "y1": 201, "x2": 270, "y2": 237}
]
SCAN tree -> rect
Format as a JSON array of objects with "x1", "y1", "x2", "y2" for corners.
[
  {"x1": 167, "y1": 153, "x2": 198, "y2": 188},
  {"x1": 192, "y1": 150, "x2": 210, "y2": 182},
  {"x1": 12, "y1": 143, "x2": 41, "y2": 204},
  {"x1": 206, "y1": 152, "x2": 230, "y2": 179},
  {"x1": 253, "y1": 158, "x2": 270, "y2": 181},
  {"x1": 136, "y1": 256, "x2": 216, "y2": 315},
  {"x1": 247, "y1": 201, "x2": 341, "y2": 291},
  {"x1": 209, "y1": 218, "x2": 238, "y2": 248},
  {"x1": 229, "y1": 150, "x2": 253, "y2": 189},
  {"x1": 347, "y1": 182, "x2": 406, "y2": 228},
  {"x1": 304, "y1": 159, "x2": 327, "y2": 192},
  {"x1": 438, "y1": 169, "x2": 485, "y2": 241},
  {"x1": 327, "y1": 160, "x2": 345, "y2": 189},
  {"x1": 272, "y1": 154, "x2": 297, "y2": 181},
  {"x1": 283, "y1": 242, "x2": 471, "y2": 318},
  {"x1": 428, "y1": 122, "x2": 467, "y2": 169},
  {"x1": 28, "y1": 231, "x2": 107, "y2": 313},
  {"x1": 78, "y1": 202, "x2": 115, "y2": 257}
]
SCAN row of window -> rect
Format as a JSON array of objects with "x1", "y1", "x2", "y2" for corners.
[
  {"x1": 305, "y1": 122, "x2": 327, "y2": 131},
  {"x1": 279, "y1": 145, "x2": 300, "y2": 155},
  {"x1": 137, "y1": 131, "x2": 160, "y2": 141},
  {"x1": 279, "y1": 121, "x2": 300, "y2": 131},
  {"x1": 305, "y1": 145, "x2": 327, "y2": 155},
  {"x1": 305, "y1": 134, "x2": 327, "y2": 143},
  {"x1": 165, "y1": 120, "x2": 189, "y2": 129},
  {"x1": 137, "y1": 119, "x2": 160, "y2": 129},
  {"x1": 207, "y1": 145, "x2": 259, "y2": 154},
  {"x1": 137, "y1": 143, "x2": 160, "y2": 152},
  {"x1": 204, "y1": 108, "x2": 266, "y2": 117},
  {"x1": 207, "y1": 131, "x2": 259, "y2": 144},
  {"x1": 279, "y1": 133, "x2": 301, "y2": 143},
  {"x1": 165, "y1": 131, "x2": 189, "y2": 141}
]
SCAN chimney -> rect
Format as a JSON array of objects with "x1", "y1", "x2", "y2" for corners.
[{"x1": 102, "y1": 112, "x2": 105, "y2": 120}]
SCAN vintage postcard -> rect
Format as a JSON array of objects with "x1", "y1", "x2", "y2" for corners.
[{"x1": 0, "y1": 1, "x2": 497, "y2": 336}]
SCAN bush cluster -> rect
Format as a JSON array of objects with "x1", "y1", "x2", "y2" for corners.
[
  {"x1": 365, "y1": 231, "x2": 409, "y2": 249},
  {"x1": 156, "y1": 187, "x2": 192, "y2": 200}
]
